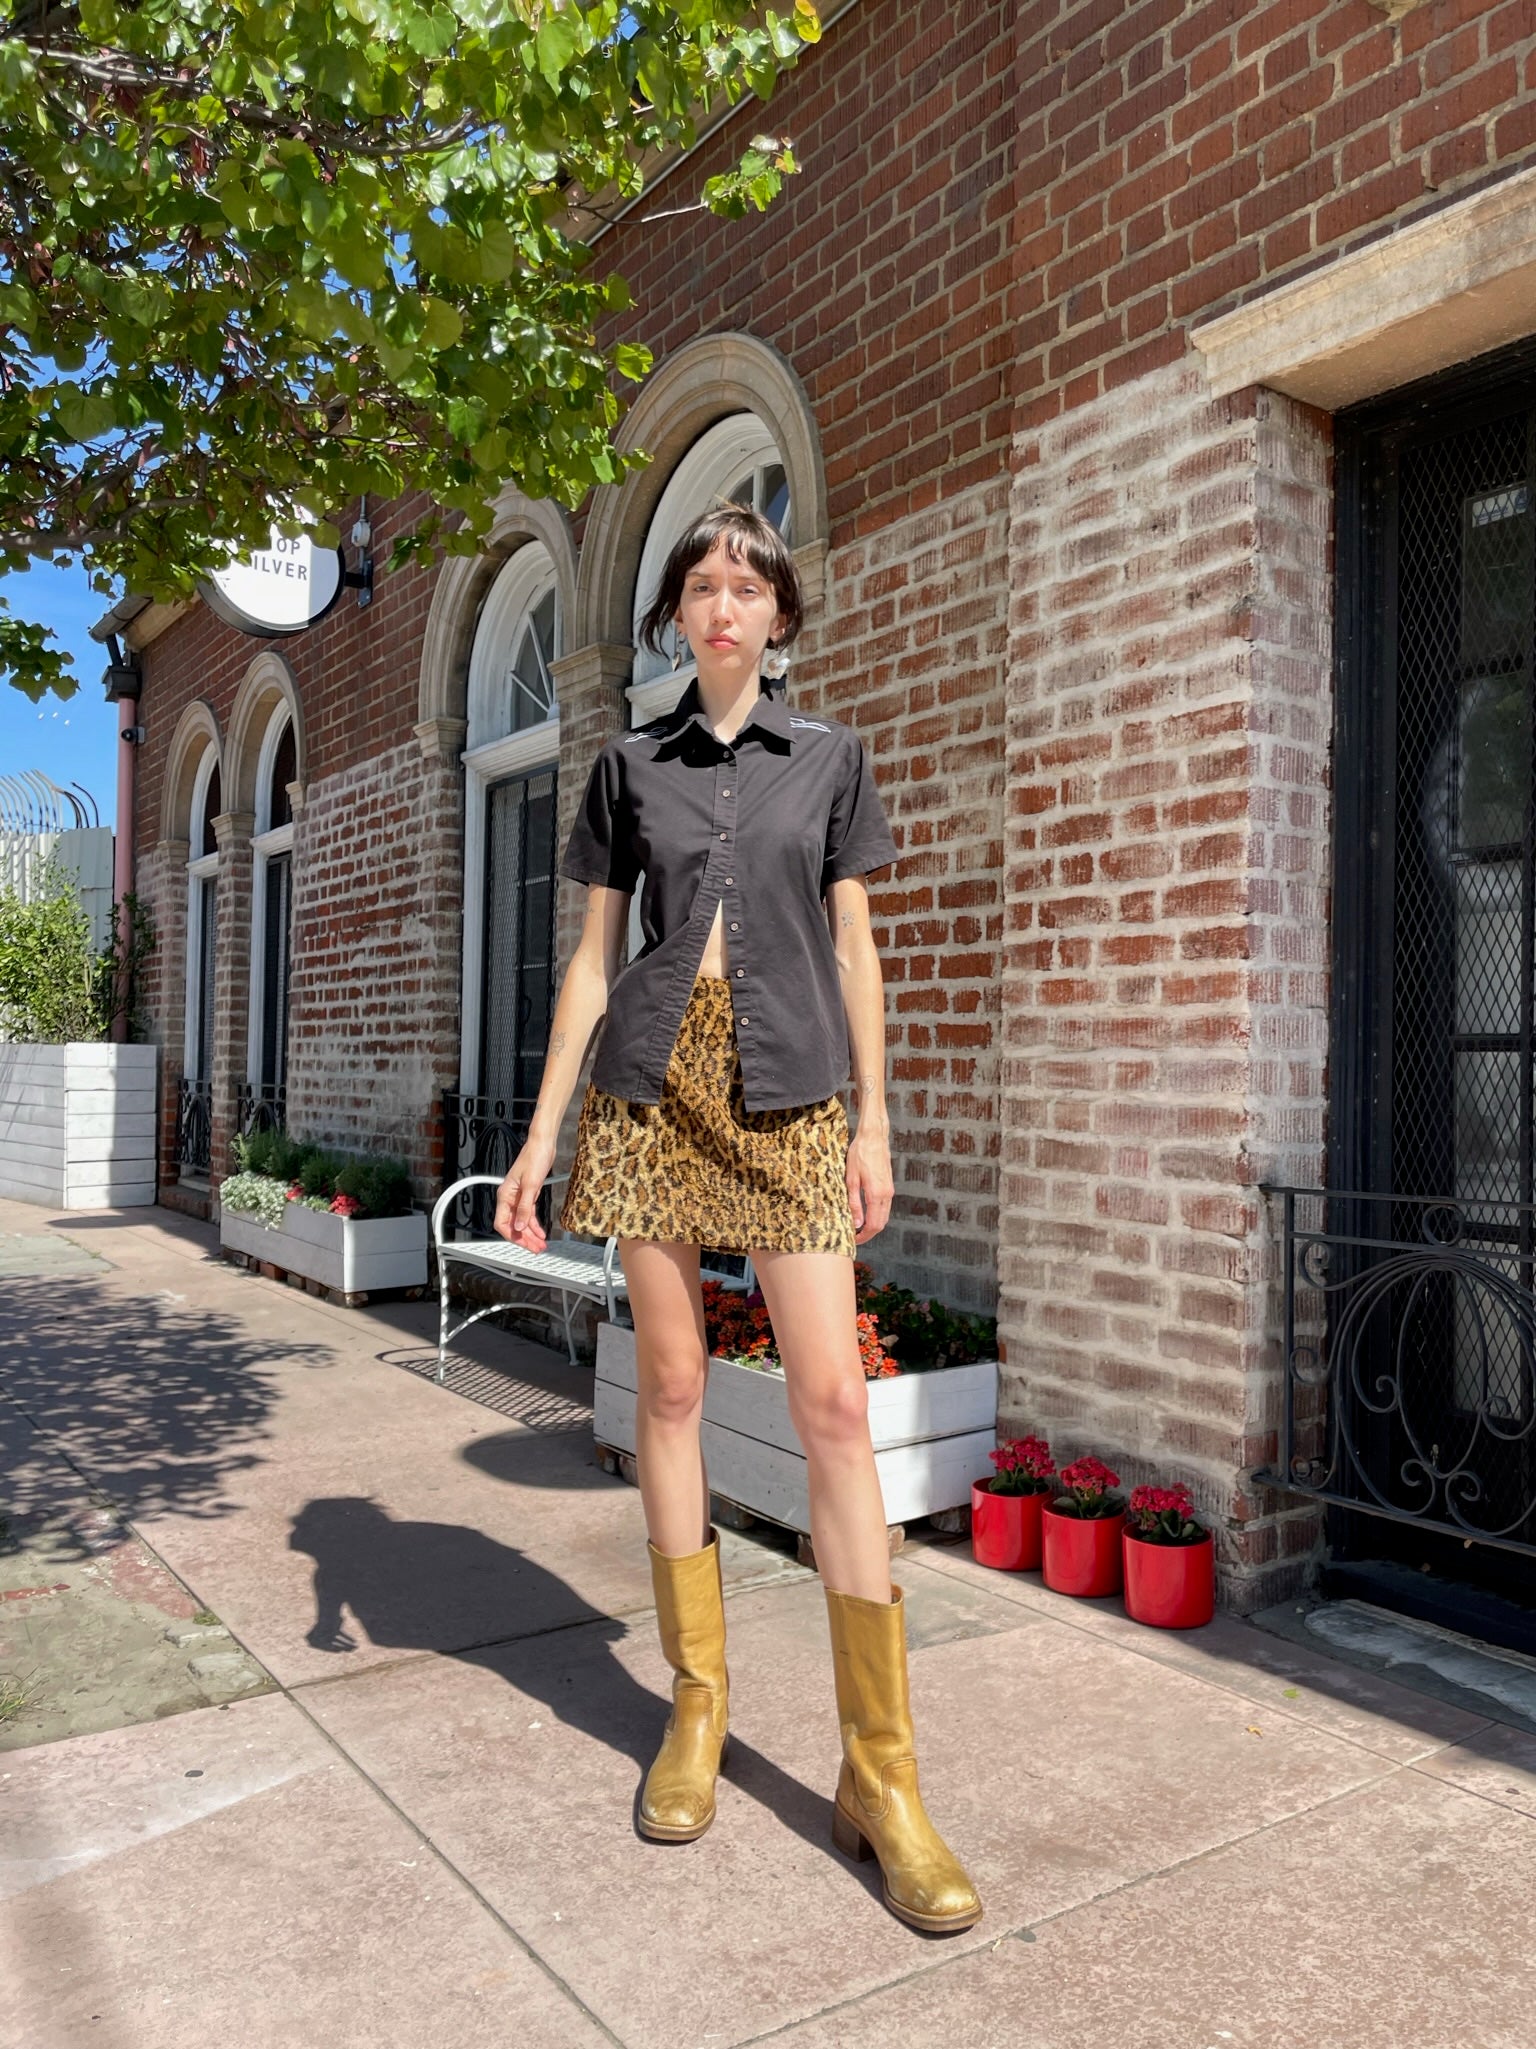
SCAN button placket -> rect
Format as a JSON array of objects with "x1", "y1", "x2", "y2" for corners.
[{"x1": 714, "y1": 749, "x2": 744, "y2": 997}]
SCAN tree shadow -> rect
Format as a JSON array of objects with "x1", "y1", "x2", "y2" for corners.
[
  {"x1": 0, "y1": 1275, "x2": 328, "y2": 1523},
  {"x1": 288, "y1": 1495, "x2": 832, "y2": 1853}
]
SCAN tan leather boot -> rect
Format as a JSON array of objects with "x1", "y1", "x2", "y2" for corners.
[
  {"x1": 826, "y1": 1585, "x2": 982, "y2": 1931},
  {"x1": 639, "y1": 1529, "x2": 729, "y2": 1841}
]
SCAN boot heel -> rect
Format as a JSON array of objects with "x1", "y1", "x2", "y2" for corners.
[{"x1": 832, "y1": 1803, "x2": 874, "y2": 1863}]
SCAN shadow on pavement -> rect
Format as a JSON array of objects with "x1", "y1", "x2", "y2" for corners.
[
  {"x1": 289, "y1": 1495, "x2": 832, "y2": 1854},
  {"x1": 0, "y1": 1276, "x2": 329, "y2": 1523}
]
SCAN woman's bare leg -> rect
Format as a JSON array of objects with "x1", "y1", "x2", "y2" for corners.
[
  {"x1": 616, "y1": 1238, "x2": 712, "y2": 1556},
  {"x1": 750, "y1": 1248, "x2": 891, "y2": 1600}
]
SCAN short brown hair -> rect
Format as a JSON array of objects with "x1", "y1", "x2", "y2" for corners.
[{"x1": 637, "y1": 504, "x2": 803, "y2": 656}]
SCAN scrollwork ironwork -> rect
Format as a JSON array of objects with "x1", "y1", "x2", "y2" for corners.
[
  {"x1": 174, "y1": 1075, "x2": 212, "y2": 1178},
  {"x1": 1262, "y1": 1186, "x2": 1536, "y2": 1558}
]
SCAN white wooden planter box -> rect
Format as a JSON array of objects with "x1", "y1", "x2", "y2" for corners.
[
  {"x1": 220, "y1": 1202, "x2": 428, "y2": 1295},
  {"x1": 0, "y1": 1041, "x2": 158, "y2": 1208},
  {"x1": 593, "y1": 1320, "x2": 998, "y2": 1534}
]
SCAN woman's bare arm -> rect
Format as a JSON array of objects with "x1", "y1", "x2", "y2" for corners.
[{"x1": 826, "y1": 875, "x2": 894, "y2": 1244}]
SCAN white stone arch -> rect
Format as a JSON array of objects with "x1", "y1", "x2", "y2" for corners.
[
  {"x1": 225, "y1": 650, "x2": 304, "y2": 818},
  {"x1": 572, "y1": 332, "x2": 828, "y2": 652},
  {"x1": 416, "y1": 485, "x2": 578, "y2": 736},
  {"x1": 159, "y1": 699, "x2": 224, "y2": 844}
]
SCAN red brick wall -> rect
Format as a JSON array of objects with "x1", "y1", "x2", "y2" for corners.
[
  {"x1": 132, "y1": 496, "x2": 452, "y2": 1192},
  {"x1": 994, "y1": 0, "x2": 1536, "y2": 1605},
  {"x1": 1011, "y1": 0, "x2": 1536, "y2": 430}
]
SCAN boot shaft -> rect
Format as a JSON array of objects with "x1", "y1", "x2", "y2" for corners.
[
  {"x1": 649, "y1": 1529, "x2": 728, "y2": 1729},
  {"x1": 825, "y1": 1584, "x2": 914, "y2": 1803}
]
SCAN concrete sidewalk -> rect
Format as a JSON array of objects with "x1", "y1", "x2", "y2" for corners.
[{"x1": 2, "y1": 1197, "x2": 1533, "y2": 2049}]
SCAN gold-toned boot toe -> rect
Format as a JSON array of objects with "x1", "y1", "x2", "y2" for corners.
[{"x1": 833, "y1": 1785, "x2": 982, "y2": 1932}]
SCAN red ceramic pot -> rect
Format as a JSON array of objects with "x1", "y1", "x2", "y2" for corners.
[
  {"x1": 1122, "y1": 1531, "x2": 1216, "y2": 1629},
  {"x1": 1041, "y1": 1503, "x2": 1125, "y2": 1597},
  {"x1": 970, "y1": 1483, "x2": 1044, "y2": 1571}
]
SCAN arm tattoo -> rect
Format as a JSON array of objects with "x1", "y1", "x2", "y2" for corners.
[
  {"x1": 840, "y1": 910, "x2": 855, "y2": 929},
  {"x1": 551, "y1": 1031, "x2": 567, "y2": 1059}
]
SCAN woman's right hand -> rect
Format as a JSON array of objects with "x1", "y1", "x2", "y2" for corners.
[{"x1": 494, "y1": 1135, "x2": 557, "y2": 1252}]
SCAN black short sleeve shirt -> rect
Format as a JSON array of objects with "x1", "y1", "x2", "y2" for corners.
[{"x1": 559, "y1": 680, "x2": 899, "y2": 1112}]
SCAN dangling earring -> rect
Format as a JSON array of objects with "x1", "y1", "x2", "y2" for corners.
[
  {"x1": 672, "y1": 632, "x2": 689, "y2": 673},
  {"x1": 762, "y1": 639, "x2": 790, "y2": 681}
]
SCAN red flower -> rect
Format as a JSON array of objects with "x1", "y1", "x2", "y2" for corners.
[
  {"x1": 1126, "y1": 1481, "x2": 1205, "y2": 1545},
  {"x1": 1056, "y1": 1453, "x2": 1123, "y2": 1520},
  {"x1": 329, "y1": 1193, "x2": 361, "y2": 1218},
  {"x1": 986, "y1": 1434, "x2": 1055, "y2": 1494}
]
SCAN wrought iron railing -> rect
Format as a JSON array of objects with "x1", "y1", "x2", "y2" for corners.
[
  {"x1": 235, "y1": 1079, "x2": 287, "y2": 1138},
  {"x1": 174, "y1": 1075, "x2": 213, "y2": 1177},
  {"x1": 441, "y1": 1091, "x2": 549, "y2": 1236},
  {"x1": 1262, "y1": 1186, "x2": 1536, "y2": 1559}
]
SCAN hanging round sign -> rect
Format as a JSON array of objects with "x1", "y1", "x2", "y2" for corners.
[{"x1": 200, "y1": 527, "x2": 345, "y2": 638}]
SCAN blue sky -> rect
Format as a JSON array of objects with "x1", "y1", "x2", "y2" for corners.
[{"x1": 0, "y1": 559, "x2": 121, "y2": 829}]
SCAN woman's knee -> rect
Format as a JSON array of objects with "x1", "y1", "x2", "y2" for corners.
[
  {"x1": 637, "y1": 1347, "x2": 708, "y2": 1427},
  {"x1": 789, "y1": 1369, "x2": 870, "y2": 1454}
]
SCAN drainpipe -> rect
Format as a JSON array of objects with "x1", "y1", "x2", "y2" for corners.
[{"x1": 103, "y1": 638, "x2": 143, "y2": 1044}]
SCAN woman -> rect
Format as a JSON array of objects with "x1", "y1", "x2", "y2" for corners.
[{"x1": 493, "y1": 504, "x2": 981, "y2": 1934}]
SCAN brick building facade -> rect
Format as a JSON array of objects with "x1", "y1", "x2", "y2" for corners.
[{"x1": 113, "y1": 0, "x2": 1536, "y2": 1620}]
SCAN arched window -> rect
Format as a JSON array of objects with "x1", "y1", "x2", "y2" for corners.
[
  {"x1": 177, "y1": 749, "x2": 221, "y2": 1178},
  {"x1": 629, "y1": 414, "x2": 791, "y2": 711},
  {"x1": 457, "y1": 544, "x2": 562, "y2": 1152},
  {"x1": 247, "y1": 705, "x2": 296, "y2": 1126}
]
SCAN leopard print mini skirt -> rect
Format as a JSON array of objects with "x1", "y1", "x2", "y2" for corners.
[{"x1": 559, "y1": 976, "x2": 857, "y2": 1258}]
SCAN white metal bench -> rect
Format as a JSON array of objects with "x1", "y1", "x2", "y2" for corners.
[{"x1": 430, "y1": 1174, "x2": 755, "y2": 1381}]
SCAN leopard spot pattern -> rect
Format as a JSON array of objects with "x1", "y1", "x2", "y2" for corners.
[{"x1": 559, "y1": 976, "x2": 856, "y2": 1258}]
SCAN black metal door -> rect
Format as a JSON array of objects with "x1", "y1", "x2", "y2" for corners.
[{"x1": 1333, "y1": 340, "x2": 1536, "y2": 1600}]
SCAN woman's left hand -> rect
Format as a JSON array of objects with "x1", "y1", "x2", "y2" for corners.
[{"x1": 846, "y1": 1125, "x2": 894, "y2": 1245}]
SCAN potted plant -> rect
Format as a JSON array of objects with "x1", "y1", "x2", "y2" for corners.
[
  {"x1": 0, "y1": 861, "x2": 159, "y2": 1209},
  {"x1": 592, "y1": 1263, "x2": 1000, "y2": 1534},
  {"x1": 1122, "y1": 1483, "x2": 1216, "y2": 1629},
  {"x1": 1041, "y1": 1454, "x2": 1126, "y2": 1597},
  {"x1": 971, "y1": 1434, "x2": 1055, "y2": 1571},
  {"x1": 218, "y1": 1129, "x2": 427, "y2": 1297}
]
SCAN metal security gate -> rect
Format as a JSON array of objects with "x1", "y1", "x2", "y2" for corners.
[{"x1": 1272, "y1": 340, "x2": 1536, "y2": 1622}]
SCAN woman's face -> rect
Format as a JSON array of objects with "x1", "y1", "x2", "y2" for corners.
[{"x1": 673, "y1": 537, "x2": 785, "y2": 686}]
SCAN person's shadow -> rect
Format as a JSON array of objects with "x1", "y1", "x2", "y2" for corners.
[{"x1": 288, "y1": 1495, "x2": 832, "y2": 1854}]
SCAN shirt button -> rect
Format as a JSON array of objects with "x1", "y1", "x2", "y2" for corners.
[
  {"x1": 735, "y1": 968, "x2": 745, "y2": 978},
  {"x1": 729, "y1": 922, "x2": 739, "y2": 931},
  {"x1": 719, "y1": 832, "x2": 728, "y2": 841},
  {"x1": 740, "y1": 1016, "x2": 750, "y2": 1025},
  {"x1": 722, "y1": 787, "x2": 731, "y2": 797},
  {"x1": 724, "y1": 875, "x2": 735, "y2": 885}
]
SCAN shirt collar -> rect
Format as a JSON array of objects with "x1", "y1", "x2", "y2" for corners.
[{"x1": 632, "y1": 677, "x2": 794, "y2": 756}]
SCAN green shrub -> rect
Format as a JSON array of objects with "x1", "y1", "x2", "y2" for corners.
[
  {"x1": 334, "y1": 1154, "x2": 413, "y2": 1219},
  {"x1": 220, "y1": 1131, "x2": 416, "y2": 1223},
  {"x1": 0, "y1": 861, "x2": 105, "y2": 1042},
  {"x1": 297, "y1": 1148, "x2": 347, "y2": 1201},
  {"x1": 242, "y1": 1128, "x2": 308, "y2": 1182}
]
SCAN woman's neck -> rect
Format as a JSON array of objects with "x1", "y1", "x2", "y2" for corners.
[{"x1": 692, "y1": 666, "x2": 763, "y2": 743}]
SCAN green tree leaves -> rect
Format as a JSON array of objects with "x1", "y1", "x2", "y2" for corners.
[{"x1": 0, "y1": 0, "x2": 816, "y2": 696}]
